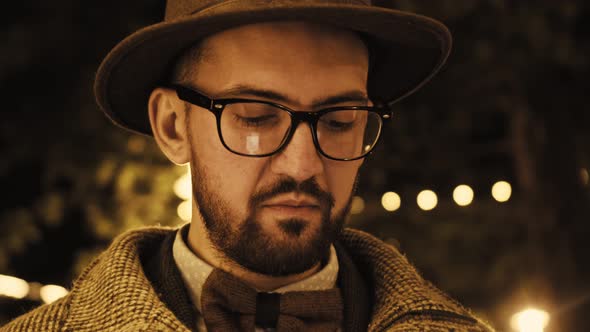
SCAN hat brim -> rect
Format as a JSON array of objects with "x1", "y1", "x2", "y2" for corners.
[{"x1": 95, "y1": 3, "x2": 452, "y2": 136}]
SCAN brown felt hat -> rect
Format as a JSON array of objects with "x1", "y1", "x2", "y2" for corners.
[{"x1": 94, "y1": 0, "x2": 452, "y2": 136}]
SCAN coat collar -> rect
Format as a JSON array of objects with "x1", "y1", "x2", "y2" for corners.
[{"x1": 63, "y1": 226, "x2": 491, "y2": 331}]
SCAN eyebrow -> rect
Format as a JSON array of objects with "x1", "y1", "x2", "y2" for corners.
[{"x1": 218, "y1": 84, "x2": 370, "y2": 109}]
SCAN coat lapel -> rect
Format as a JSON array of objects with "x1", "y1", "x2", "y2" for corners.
[
  {"x1": 338, "y1": 228, "x2": 491, "y2": 331},
  {"x1": 63, "y1": 227, "x2": 191, "y2": 332}
]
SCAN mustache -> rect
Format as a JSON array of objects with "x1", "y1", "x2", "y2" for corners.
[{"x1": 249, "y1": 177, "x2": 335, "y2": 210}]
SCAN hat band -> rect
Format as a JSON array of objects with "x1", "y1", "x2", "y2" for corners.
[{"x1": 165, "y1": 0, "x2": 371, "y2": 21}]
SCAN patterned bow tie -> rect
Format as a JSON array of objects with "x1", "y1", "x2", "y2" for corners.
[{"x1": 201, "y1": 269, "x2": 343, "y2": 331}]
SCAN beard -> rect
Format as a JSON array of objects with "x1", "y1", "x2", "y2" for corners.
[{"x1": 190, "y1": 157, "x2": 355, "y2": 277}]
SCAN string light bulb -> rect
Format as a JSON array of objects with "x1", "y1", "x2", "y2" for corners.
[
  {"x1": 492, "y1": 181, "x2": 512, "y2": 202},
  {"x1": 417, "y1": 190, "x2": 438, "y2": 211},
  {"x1": 0, "y1": 274, "x2": 29, "y2": 299},
  {"x1": 511, "y1": 308, "x2": 550, "y2": 332},
  {"x1": 453, "y1": 184, "x2": 474, "y2": 206},
  {"x1": 381, "y1": 192, "x2": 401, "y2": 212},
  {"x1": 40, "y1": 285, "x2": 68, "y2": 304}
]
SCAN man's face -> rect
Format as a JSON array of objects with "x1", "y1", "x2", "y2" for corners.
[{"x1": 184, "y1": 22, "x2": 369, "y2": 276}]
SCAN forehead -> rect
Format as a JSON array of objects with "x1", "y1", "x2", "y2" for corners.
[{"x1": 185, "y1": 21, "x2": 369, "y2": 105}]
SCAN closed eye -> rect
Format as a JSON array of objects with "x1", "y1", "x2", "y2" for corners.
[
  {"x1": 320, "y1": 119, "x2": 355, "y2": 131},
  {"x1": 233, "y1": 114, "x2": 279, "y2": 128}
]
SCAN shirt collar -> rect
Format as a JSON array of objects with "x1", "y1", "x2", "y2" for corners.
[{"x1": 172, "y1": 223, "x2": 339, "y2": 313}]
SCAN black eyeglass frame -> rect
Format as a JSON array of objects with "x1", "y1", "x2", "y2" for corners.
[{"x1": 170, "y1": 84, "x2": 393, "y2": 161}]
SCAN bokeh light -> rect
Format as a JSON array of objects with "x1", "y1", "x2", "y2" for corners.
[
  {"x1": 126, "y1": 136, "x2": 146, "y2": 154},
  {"x1": 492, "y1": 181, "x2": 512, "y2": 202},
  {"x1": 350, "y1": 196, "x2": 365, "y2": 214},
  {"x1": 173, "y1": 167, "x2": 192, "y2": 200},
  {"x1": 417, "y1": 190, "x2": 438, "y2": 211},
  {"x1": 510, "y1": 308, "x2": 550, "y2": 332},
  {"x1": 40, "y1": 284, "x2": 68, "y2": 304},
  {"x1": 177, "y1": 200, "x2": 192, "y2": 221},
  {"x1": 0, "y1": 274, "x2": 29, "y2": 299},
  {"x1": 453, "y1": 184, "x2": 474, "y2": 206},
  {"x1": 581, "y1": 168, "x2": 589, "y2": 186},
  {"x1": 381, "y1": 192, "x2": 401, "y2": 212}
]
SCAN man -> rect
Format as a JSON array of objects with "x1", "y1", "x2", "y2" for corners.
[{"x1": 4, "y1": 1, "x2": 494, "y2": 331}]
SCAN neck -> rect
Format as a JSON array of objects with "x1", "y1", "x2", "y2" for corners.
[{"x1": 186, "y1": 219, "x2": 322, "y2": 291}]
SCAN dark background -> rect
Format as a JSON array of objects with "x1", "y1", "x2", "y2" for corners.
[{"x1": 1, "y1": 1, "x2": 589, "y2": 331}]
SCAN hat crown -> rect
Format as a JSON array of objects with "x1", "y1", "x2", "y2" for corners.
[{"x1": 165, "y1": 0, "x2": 372, "y2": 21}]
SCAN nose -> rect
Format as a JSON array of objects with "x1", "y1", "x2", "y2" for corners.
[{"x1": 270, "y1": 122, "x2": 324, "y2": 182}]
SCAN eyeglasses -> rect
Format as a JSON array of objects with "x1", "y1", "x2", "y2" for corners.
[{"x1": 170, "y1": 84, "x2": 392, "y2": 161}]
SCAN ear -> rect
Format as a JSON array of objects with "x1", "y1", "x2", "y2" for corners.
[{"x1": 148, "y1": 87, "x2": 190, "y2": 165}]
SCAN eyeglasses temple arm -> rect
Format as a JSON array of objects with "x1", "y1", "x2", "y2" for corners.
[{"x1": 169, "y1": 84, "x2": 214, "y2": 110}]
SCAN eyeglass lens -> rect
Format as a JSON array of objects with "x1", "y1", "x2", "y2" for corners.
[{"x1": 219, "y1": 102, "x2": 382, "y2": 159}]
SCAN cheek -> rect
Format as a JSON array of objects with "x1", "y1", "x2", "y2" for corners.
[
  {"x1": 325, "y1": 161, "x2": 362, "y2": 208},
  {"x1": 190, "y1": 113, "x2": 266, "y2": 212}
]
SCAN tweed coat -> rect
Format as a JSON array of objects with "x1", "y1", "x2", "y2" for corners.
[{"x1": 2, "y1": 227, "x2": 494, "y2": 332}]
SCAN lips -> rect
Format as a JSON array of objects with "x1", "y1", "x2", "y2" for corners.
[
  {"x1": 259, "y1": 195, "x2": 322, "y2": 220},
  {"x1": 261, "y1": 196, "x2": 320, "y2": 209}
]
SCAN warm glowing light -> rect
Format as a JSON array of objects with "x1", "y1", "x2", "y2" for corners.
[
  {"x1": 0, "y1": 274, "x2": 29, "y2": 299},
  {"x1": 177, "y1": 200, "x2": 192, "y2": 221},
  {"x1": 417, "y1": 190, "x2": 438, "y2": 211},
  {"x1": 40, "y1": 285, "x2": 68, "y2": 304},
  {"x1": 381, "y1": 192, "x2": 401, "y2": 212},
  {"x1": 127, "y1": 136, "x2": 145, "y2": 154},
  {"x1": 581, "y1": 168, "x2": 589, "y2": 186},
  {"x1": 453, "y1": 184, "x2": 474, "y2": 206},
  {"x1": 510, "y1": 308, "x2": 550, "y2": 332},
  {"x1": 350, "y1": 196, "x2": 365, "y2": 214},
  {"x1": 492, "y1": 181, "x2": 512, "y2": 202},
  {"x1": 174, "y1": 168, "x2": 192, "y2": 200}
]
